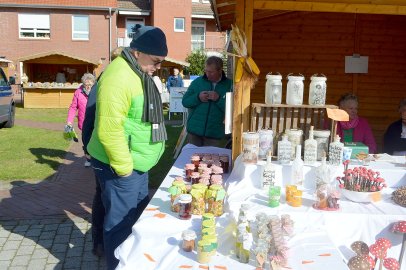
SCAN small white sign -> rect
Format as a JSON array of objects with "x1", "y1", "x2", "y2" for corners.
[
  {"x1": 169, "y1": 87, "x2": 187, "y2": 113},
  {"x1": 345, "y1": 55, "x2": 368, "y2": 74}
]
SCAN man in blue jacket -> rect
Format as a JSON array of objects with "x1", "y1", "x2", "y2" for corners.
[
  {"x1": 182, "y1": 56, "x2": 232, "y2": 147},
  {"x1": 166, "y1": 68, "x2": 183, "y2": 92}
]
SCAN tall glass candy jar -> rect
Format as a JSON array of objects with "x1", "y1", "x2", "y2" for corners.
[
  {"x1": 242, "y1": 132, "x2": 259, "y2": 164},
  {"x1": 286, "y1": 74, "x2": 304, "y2": 105},
  {"x1": 308, "y1": 74, "x2": 327, "y2": 105},
  {"x1": 328, "y1": 135, "x2": 344, "y2": 166},
  {"x1": 304, "y1": 126, "x2": 317, "y2": 165},
  {"x1": 258, "y1": 129, "x2": 274, "y2": 160},
  {"x1": 286, "y1": 128, "x2": 303, "y2": 159},
  {"x1": 277, "y1": 134, "x2": 292, "y2": 164},
  {"x1": 313, "y1": 129, "x2": 331, "y2": 160},
  {"x1": 265, "y1": 73, "x2": 282, "y2": 105}
]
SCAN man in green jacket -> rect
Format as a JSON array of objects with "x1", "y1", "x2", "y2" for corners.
[
  {"x1": 87, "y1": 25, "x2": 167, "y2": 269},
  {"x1": 182, "y1": 56, "x2": 233, "y2": 147}
]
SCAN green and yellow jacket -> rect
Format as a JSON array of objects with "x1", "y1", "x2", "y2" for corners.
[
  {"x1": 87, "y1": 56, "x2": 165, "y2": 175},
  {"x1": 182, "y1": 72, "x2": 232, "y2": 139}
]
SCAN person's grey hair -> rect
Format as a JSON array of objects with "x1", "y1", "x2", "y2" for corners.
[
  {"x1": 338, "y1": 93, "x2": 358, "y2": 107},
  {"x1": 399, "y1": 98, "x2": 406, "y2": 110},
  {"x1": 81, "y1": 73, "x2": 96, "y2": 84},
  {"x1": 205, "y1": 56, "x2": 223, "y2": 71}
]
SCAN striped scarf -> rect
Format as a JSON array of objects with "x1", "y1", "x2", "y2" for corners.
[{"x1": 121, "y1": 48, "x2": 167, "y2": 142}]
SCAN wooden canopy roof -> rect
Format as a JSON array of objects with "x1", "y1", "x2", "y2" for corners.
[
  {"x1": 212, "y1": 0, "x2": 406, "y2": 31},
  {"x1": 17, "y1": 51, "x2": 99, "y2": 66}
]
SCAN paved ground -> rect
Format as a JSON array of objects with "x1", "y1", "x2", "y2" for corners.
[
  {"x1": 0, "y1": 119, "x2": 107, "y2": 269},
  {"x1": 0, "y1": 101, "x2": 181, "y2": 270}
]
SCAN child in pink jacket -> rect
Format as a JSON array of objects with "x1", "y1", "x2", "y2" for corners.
[{"x1": 66, "y1": 73, "x2": 96, "y2": 166}]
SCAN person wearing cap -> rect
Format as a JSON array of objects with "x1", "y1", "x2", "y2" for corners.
[
  {"x1": 383, "y1": 98, "x2": 406, "y2": 155},
  {"x1": 86, "y1": 24, "x2": 168, "y2": 269},
  {"x1": 182, "y1": 56, "x2": 233, "y2": 147}
]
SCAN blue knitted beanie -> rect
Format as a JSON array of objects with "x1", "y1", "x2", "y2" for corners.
[{"x1": 130, "y1": 25, "x2": 168, "y2": 57}]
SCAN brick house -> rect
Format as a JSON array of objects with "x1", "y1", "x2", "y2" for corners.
[{"x1": 0, "y1": 0, "x2": 226, "y2": 83}]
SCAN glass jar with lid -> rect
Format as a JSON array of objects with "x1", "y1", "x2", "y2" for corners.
[
  {"x1": 265, "y1": 72, "x2": 282, "y2": 105},
  {"x1": 286, "y1": 74, "x2": 304, "y2": 105}
]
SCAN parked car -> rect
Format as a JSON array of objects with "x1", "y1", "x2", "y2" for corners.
[{"x1": 0, "y1": 67, "x2": 15, "y2": 128}]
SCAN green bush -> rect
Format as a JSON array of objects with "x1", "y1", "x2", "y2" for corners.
[{"x1": 184, "y1": 50, "x2": 207, "y2": 76}]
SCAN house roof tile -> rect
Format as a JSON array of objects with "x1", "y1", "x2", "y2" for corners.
[
  {"x1": 118, "y1": 0, "x2": 149, "y2": 11},
  {"x1": 0, "y1": 0, "x2": 117, "y2": 8},
  {"x1": 192, "y1": 2, "x2": 213, "y2": 16}
]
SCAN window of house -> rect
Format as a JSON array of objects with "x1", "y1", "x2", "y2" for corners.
[
  {"x1": 191, "y1": 21, "x2": 205, "y2": 51},
  {"x1": 18, "y1": 14, "x2": 50, "y2": 39},
  {"x1": 72, "y1": 15, "x2": 89, "y2": 40},
  {"x1": 174, "y1": 18, "x2": 185, "y2": 32},
  {"x1": 202, "y1": 0, "x2": 210, "y2": 3},
  {"x1": 126, "y1": 18, "x2": 145, "y2": 39}
]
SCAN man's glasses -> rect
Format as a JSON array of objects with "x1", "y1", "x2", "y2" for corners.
[{"x1": 152, "y1": 59, "x2": 165, "y2": 67}]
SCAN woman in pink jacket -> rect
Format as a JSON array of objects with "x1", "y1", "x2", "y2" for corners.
[
  {"x1": 66, "y1": 73, "x2": 96, "y2": 166},
  {"x1": 337, "y1": 93, "x2": 377, "y2": 153}
]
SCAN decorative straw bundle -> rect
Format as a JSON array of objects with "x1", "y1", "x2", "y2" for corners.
[{"x1": 230, "y1": 24, "x2": 260, "y2": 88}]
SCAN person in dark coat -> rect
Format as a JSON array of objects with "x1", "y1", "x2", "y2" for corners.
[
  {"x1": 166, "y1": 68, "x2": 183, "y2": 92},
  {"x1": 383, "y1": 98, "x2": 406, "y2": 155}
]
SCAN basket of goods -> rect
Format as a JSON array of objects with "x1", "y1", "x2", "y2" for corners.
[
  {"x1": 337, "y1": 160, "x2": 386, "y2": 203},
  {"x1": 392, "y1": 186, "x2": 406, "y2": 207}
]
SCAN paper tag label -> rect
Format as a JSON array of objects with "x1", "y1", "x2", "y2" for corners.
[{"x1": 152, "y1": 124, "x2": 159, "y2": 129}]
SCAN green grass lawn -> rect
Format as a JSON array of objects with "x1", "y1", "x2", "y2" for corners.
[
  {"x1": 0, "y1": 125, "x2": 70, "y2": 181},
  {"x1": 16, "y1": 107, "x2": 67, "y2": 123},
  {"x1": 1, "y1": 108, "x2": 183, "y2": 188}
]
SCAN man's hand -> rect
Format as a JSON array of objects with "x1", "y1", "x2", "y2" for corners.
[
  {"x1": 208, "y1": 91, "x2": 219, "y2": 101},
  {"x1": 199, "y1": 91, "x2": 210, "y2": 102}
]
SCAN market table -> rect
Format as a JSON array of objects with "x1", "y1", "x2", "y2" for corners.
[{"x1": 115, "y1": 145, "x2": 406, "y2": 269}]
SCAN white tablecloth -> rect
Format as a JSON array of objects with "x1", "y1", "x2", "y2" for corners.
[{"x1": 115, "y1": 148, "x2": 406, "y2": 270}]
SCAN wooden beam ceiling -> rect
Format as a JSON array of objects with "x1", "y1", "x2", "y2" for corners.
[
  {"x1": 212, "y1": 0, "x2": 406, "y2": 31},
  {"x1": 254, "y1": 0, "x2": 406, "y2": 15}
]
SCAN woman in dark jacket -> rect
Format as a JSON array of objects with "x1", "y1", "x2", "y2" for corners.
[{"x1": 383, "y1": 98, "x2": 406, "y2": 155}]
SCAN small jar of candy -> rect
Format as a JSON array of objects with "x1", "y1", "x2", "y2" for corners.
[
  {"x1": 191, "y1": 183, "x2": 207, "y2": 215},
  {"x1": 219, "y1": 154, "x2": 230, "y2": 173},
  {"x1": 190, "y1": 172, "x2": 200, "y2": 185},
  {"x1": 184, "y1": 163, "x2": 195, "y2": 182},
  {"x1": 191, "y1": 155, "x2": 200, "y2": 170},
  {"x1": 177, "y1": 194, "x2": 193, "y2": 219},
  {"x1": 168, "y1": 180, "x2": 187, "y2": 212},
  {"x1": 181, "y1": 229, "x2": 197, "y2": 252},
  {"x1": 206, "y1": 184, "x2": 226, "y2": 217},
  {"x1": 197, "y1": 239, "x2": 213, "y2": 264}
]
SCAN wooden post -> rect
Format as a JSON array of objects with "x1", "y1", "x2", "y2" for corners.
[{"x1": 232, "y1": 0, "x2": 254, "y2": 162}]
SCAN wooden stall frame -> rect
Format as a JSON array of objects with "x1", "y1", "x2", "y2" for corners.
[{"x1": 250, "y1": 103, "x2": 338, "y2": 144}]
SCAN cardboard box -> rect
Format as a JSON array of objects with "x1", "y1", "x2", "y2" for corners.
[{"x1": 344, "y1": 142, "x2": 369, "y2": 159}]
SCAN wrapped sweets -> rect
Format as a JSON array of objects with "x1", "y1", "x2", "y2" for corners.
[
  {"x1": 281, "y1": 214, "x2": 294, "y2": 236},
  {"x1": 191, "y1": 183, "x2": 207, "y2": 215},
  {"x1": 210, "y1": 174, "x2": 223, "y2": 186},
  {"x1": 206, "y1": 184, "x2": 226, "y2": 216},
  {"x1": 202, "y1": 212, "x2": 215, "y2": 222},
  {"x1": 168, "y1": 180, "x2": 187, "y2": 212}
]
